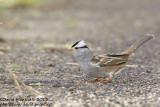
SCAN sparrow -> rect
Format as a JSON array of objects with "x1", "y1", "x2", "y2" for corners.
[{"x1": 69, "y1": 34, "x2": 154, "y2": 82}]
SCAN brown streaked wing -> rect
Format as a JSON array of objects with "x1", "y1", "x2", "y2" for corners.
[
  {"x1": 91, "y1": 54, "x2": 128, "y2": 67},
  {"x1": 91, "y1": 54, "x2": 111, "y2": 63}
]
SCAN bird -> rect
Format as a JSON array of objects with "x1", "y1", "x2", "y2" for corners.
[{"x1": 68, "y1": 34, "x2": 154, "y2": 82}]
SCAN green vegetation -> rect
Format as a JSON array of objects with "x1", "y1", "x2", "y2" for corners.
[
  {"x1": 0, "y1": 0, "x2": 45, "y2": 7},
  {"x1": 29, "y1": 82, "x2": 41, "y2": 86},
  {"x1": 12, "y1": 64, "x2": 18, "y2": 69}
]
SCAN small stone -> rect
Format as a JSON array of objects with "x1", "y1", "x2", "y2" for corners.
[
  {"x1": 68, "y1": 87, "x2": 75, "y2": 91},
  {"x1": 146, "y1": 70, "x2": 151, "y2": 73},
  {"x1": 128, "y1": 101, "x2": 133, "y2": 104},
  {"x1": 0, "y1": 47, "x2": 7, "y2": 52},
  {"x1": 47, "y1": 61, "x2": 54, "y2": 67},
  {"x1": 0, "y1": 38, "x2": 6, "y2": 42},
  {"x1": 27, "y1": 66, "x2": 36, "y2": 73}
]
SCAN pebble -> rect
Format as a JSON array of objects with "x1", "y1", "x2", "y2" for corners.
[
  {"x1": 27, "y1": 66, "x2": 36, "y2": 73},
  {"x1": 47, "y1": 61, "x2": 55, "y2": 67},
  {"x1": 68, "y1": 87, "x2": 75, "y2": 91}
]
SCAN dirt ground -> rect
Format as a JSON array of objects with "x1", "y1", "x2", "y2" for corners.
[{"x1": 0, "y1": 0, "x2": 160, "y2": 107}]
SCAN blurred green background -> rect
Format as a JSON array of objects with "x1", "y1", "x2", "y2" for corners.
[
  {"x1": 0, "y1": 0, "x2": 44, "y2": 7},
  {"x1": 0, "y1": 0, "x2": 159, "y2": 46}
]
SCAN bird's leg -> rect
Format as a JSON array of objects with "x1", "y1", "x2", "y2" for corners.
[{"x1": 99, "y1": 72, "x2": 116, "y2": 82}]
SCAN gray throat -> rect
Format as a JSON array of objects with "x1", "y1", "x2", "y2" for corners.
[{"x1": 77, "y1": 52, "x2": 93, "y2": 75}]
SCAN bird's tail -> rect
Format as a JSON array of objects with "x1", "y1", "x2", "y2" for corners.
[{"x1": 122, "y1": 34, "x2": 154, "y2": 55}]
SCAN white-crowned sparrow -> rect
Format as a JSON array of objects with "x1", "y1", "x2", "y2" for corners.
[{"x1": 69, "y1": 34, "x2": 154, "y2": 82}]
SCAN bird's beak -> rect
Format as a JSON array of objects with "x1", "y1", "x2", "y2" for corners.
[{"x1": 68, "y1": 48, "x2": 73, "y2": 51}]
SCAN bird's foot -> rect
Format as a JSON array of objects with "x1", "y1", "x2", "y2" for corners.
[
  {"x1": 87, "y1": 78, "x2": 102, "y2": 82},
  {"x1": 88, "y1": 77, "x2": 111, "y2": 82},
  {"x1": 99, "y1": 77, "x2": 111, "y2": 82}
]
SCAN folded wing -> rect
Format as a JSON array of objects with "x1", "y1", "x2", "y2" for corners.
[{"x1": 91, "y1": 54, "x2": 129, "y2": 67}]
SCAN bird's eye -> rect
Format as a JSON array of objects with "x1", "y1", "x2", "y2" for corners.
[{"x1": 75, "y1": 47, "x2": 78, "y2": 50}]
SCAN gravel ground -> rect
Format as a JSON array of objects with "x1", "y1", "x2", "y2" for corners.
[{"x1": 0, "y1": 0, "x2": 160, "y2": 107}]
